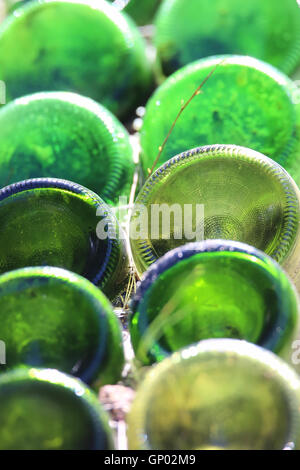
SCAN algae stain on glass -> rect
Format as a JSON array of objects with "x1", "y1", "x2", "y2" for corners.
[
  {"x1": 141, "y1": 56, "x2": 300, "y2": 177},
  {"x1": 0, "y1": 92, "x2": 134, "y2": 205}
]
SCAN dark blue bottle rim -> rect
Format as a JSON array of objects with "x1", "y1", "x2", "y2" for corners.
[
  {"x1": 0, "y1": 367, "x2": 114, "y2": 450},
  {"x1": 0, "y1": 177, "x2": 116, "y2": 286},
  {"x1": 134, "y1": 144, "x2": 300, "y2": 268},
  {"x1": 130, "y1": 239, "x2": 299, "y2": 361}
]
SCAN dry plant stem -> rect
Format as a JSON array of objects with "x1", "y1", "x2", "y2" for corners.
[
  {"x1": 136, "y1": 269, "x2": 197, "y2": 364},
  {"x1": 147, "y1": 60, "x2": 225, "y2": 177},
  {"x1": 123, "y1": 269, "x2": 137, "y2": 309}
]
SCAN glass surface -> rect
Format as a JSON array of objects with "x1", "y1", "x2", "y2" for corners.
[
  {"x1": 131, "y1": 145, "x2": 300, "y2": 292},
  {"x1": 154, "y1": 0, "x2": 300, "y2": 76},
  {"x1": 0, "y1": 92, "x2": 134, "y2": 205},
  {"x1": 130, "y1": 240, "x2": 299, "y2": 365},
  {"x1": 0, "y1": 266, "x2": 124, "y2": 386},
  {"x1": 141, "y1": 56, "x2": 298, "y2": 175},
  {"x1": 0, "y1": 178, "x2": 129, "y2": 299},
  {"x1": 124, "y1": 0, "x2": 161, "y2": 25},
  {"x1": 0, "y1": 0, "x2": 151, "y2": 119},
  {"x1": 109, "y1": 0, "x2": 162, "y2": 25},
  {"x1": 128, "y1": 339, "x2": 300, "y2": 450},
  {"x1": 0, "y1": 368, "x2": 114, "y2": 450}
]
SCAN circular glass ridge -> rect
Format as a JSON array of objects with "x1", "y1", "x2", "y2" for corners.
[
  {"x1": 0, "y1": 266, "x2": 124, "y2": 385},
  {"x1": 0, "y1": 91, "x2": 135, "y2": 205},
  {"x1": 131, "y1": 145, "x2": 300, "y2": 276},
  {"x1": 0, "y1": 177, "x2": 128, "y2": 298},
  {"x1": 128, "y1": 339, "x2": 300, "y2": 450},
  {"x1": 130, "y1": 240, "x2": 299, "y2": 364},
  {"x1": 0, "y1": 367, "x2": 114, "y2": 450}
]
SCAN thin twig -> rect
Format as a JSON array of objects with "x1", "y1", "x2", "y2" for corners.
[
  {"x1": 123, "y1": 268, "x2": 137, "y2": 309},
  {"x1": 147, "y1": 60, "x2": 225, "y2": 177}
]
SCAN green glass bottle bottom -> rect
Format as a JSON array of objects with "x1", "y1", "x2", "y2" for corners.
[
  {"x1": 130, "y1": 240, "x2": 298, "y2": 365},
  {"x1": 128, "y1": 339, "x2": 300, "y2": 450},
  {"x1": 0, "y1": 368, "x2": 114, "y2": 450}
]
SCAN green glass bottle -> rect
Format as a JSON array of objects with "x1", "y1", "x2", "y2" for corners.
[
  {"x1": 0, "y1": 368, "x2": 114, "y2": 450},
  {"x1": 0, "y1": 266, "x2": 124, "y2": 386},
  {"x1": 154, "y1": 0, "x2": 300, "y2": 76},
  {"x1": 128, "y1": 339, "x2": 300, "y2": 450},
  {"x1": 0, "y1": 178, "x2": 128, "y2": 300},
  {"x1": 0, "y1": 91, "x2": 134, "y2": 205},
  {"x1": 0, "y1": 0, "x2": 152, "y2": 119},
  {"x1": 141, "y1": 55, "x2": 300, "y2": 176},
  {"x1": 109, "y1": 0, "x2": 162, "y2": 26},
  {"x1": 130, "y1": 240, "x2": 299, "y2": 365},
  {"x1": 130, "y1": 145, "x2": 300, "y2": 291}
]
